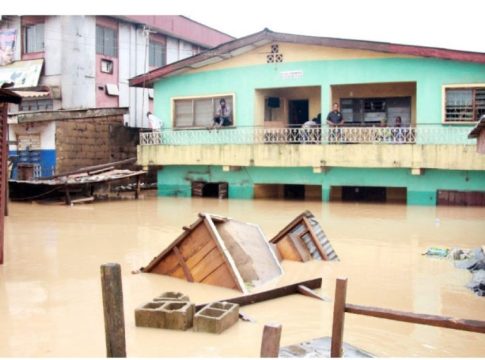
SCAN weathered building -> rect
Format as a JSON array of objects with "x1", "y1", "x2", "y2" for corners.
[
  {"x1": 131, "y1": 29, "x2": 485, "y2": 206},
  {"x1": 0, "y1": 15, "x2": 233, "y2": 177}
]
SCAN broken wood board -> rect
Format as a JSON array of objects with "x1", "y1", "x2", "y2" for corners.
[
  {"x1": 141, "y1": 213, "x2": 283, "y2": 293},
  {"x1": 195, "y1": 277, "x2": 322, "y2": 311},
  {"x1": 270, "y1": 210, "x2": 339, "y2": 262}
]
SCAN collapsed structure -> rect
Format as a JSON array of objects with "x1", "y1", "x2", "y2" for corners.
[
  {"x1": 270, "y1": 210, "x2": 339, "y2": 262},
  {"x1": 141, "y1": 213, "x2": 283, "y2": 293},
  {"x1": 141, "y1": 211, "x2": 338, "y2": 292}
]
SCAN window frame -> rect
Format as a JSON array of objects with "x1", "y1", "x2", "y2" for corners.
[
  {"x1": 171, "y1": 93, "x2": 236, "y2": 129},
  {"x1": 96, "y1": 25, "x2": 118, "y2": 58},
  {"x1": 23, "y1": 23, "x2": 45, "y2": 54},
  {"x1": 148, "y1": 40, "x2": 166, "y2": 68},
  {"x1": 442, "y1": 83, "x2": 485, "y2": 124}
]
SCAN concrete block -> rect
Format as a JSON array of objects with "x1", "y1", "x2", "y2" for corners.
[
  {"x1": 153, "y1": 291, "x2": 190, "y2": 302},
  {"x1": 135, "y1": 301, "x2": 167, "y2": 328},
  {"x1": 193, "y1": 302, "x2": 239, "y2": 334},
  {"x1": 135, "y1": 300, "x2": 194, "y2": 331},
  {"x1": 162, "y1": 301, "x2": 194, "y2": 330}
]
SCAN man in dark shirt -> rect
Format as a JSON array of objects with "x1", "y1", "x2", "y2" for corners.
[
  {"x1": 326, "y1": 102, "x2": 344, "y2": 142},
  {"x1": 326, "y1": 102, "x2": 344, "y2": 126}
]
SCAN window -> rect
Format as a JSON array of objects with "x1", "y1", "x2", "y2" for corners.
[
  {"x1": 19, "y1": 99, "x2": 53, "y2": 112},
  {"x1": 23, "y1": 23, "x2": 44, "y2": 53},
  {"x1": 96, "y1": 25, "x2": 117, "y2": 57},
  {"x1": 173, "y1": 95, "x2": 234, "y2": 128},
  {"x1": 149, "y1": 41, "x2": 166, "y2": 67},
  {"x1": 445, "y1": 87, "x2": 485, "y2": 122},
  {"x1": 100, "y1": 59, "x2": 113, "y2": 73}
]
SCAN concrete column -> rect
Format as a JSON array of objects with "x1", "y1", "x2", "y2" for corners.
[{"x1": 407, "y1": 189, "x2": 436, "y2": 206}]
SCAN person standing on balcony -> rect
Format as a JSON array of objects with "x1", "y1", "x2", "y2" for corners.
[
  {"x1": 147, "y1": 111, "x2": 162, "y2": 131},
  {"x1": 213, "y1": 98, "x2": 232, "y2": 128},
  {"x1": 326, "y1": 103, "x2": 344, "y2": 142}
]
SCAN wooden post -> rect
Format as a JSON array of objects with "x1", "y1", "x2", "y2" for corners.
[
  {"x1": 135, "y1": 174, "x2": 141, "y2": 200},
  {"x1": 101, "y1": 263, "x2": 126, "y2": 357},
  {"x1": 260, "y1": 323, "x2": 282, "y2": 357},
  {"x1": 331, "y1": 278, "x2": 348, "y2": 358}
]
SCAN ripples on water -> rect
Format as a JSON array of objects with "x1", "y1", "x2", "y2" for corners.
[{"x1": 1, "y1": 197, "x2": 484, "y2": 356}]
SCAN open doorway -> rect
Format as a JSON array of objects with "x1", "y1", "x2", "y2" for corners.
[
  {"x1": 192, "y1": 181, "x2": 228, "y2": 199},
  {"x1": 288, "y1": 100, "x2": 309, "y2": 127}
]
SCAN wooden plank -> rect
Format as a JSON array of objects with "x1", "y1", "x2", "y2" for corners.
[
  {"x1": 345, "y1": 304, "x2": 485, "y2": 334},
  {"x1": 302, "y1": 217, "x2": 328, "y2": 260},
  {"x1": 184, "y1": 241, "x2": 218, "y2": 269},
  {"x1": 100, "y1": 263, "x2": 126, "y2": 357},
  {"x1": 141, "y1": 217, "x2": 205, "y2": 272},
  {"x1": 190, "y1": 247, "x2": 226, "y2": 282},
  {"x1": 178, "y1": 224, "x2": 213, "y2": 259},
  {"x1": 195, "y1": 277, "x2": 322, "y2": 311},
  {"x1": 173, "y1": 246, "x2": 194, "y2": 282},
  {"x1": 260, "y1": 323, "x2": 282, "y2": 357},
  {"x1": 289, "y1": 233, "x2": 312, "y2": 262},
  {"x1": 200, "y1": 263, "x2": 239, "y2": 290},
  {"x1": 203, "y1": 216, "x2": 246, "y2": 292},
  {"x1": 297, "y1": 285, "x2": 329, "y2": 301},
  {"x1": 331, "y1": 278, "x2": 348, "y2": 358},
  {"x1": 70, "y1": 196, "x2": 94, "y2": 204},
  {"x1": 269, "y1": 212, "x2": 309, "y2": 244},
  {"x1": 276, "y1": 236, "x2": 303, "y2": 261},
  {"x1": 150, "y1": 251, "x2": 180, "y2": 275},
  {"x1": 88, "y1": 166, "x2": 115, "y2": 175},
  {"x1": 38, "y1": 157, "x2": 136, "y2": 180}
]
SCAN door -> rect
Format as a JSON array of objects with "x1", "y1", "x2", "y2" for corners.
[{"x1": 288, "y1": 100, "x2": 309, "y2": 127}]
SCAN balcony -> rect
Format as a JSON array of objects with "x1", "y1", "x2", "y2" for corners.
[
  {"x1": 140, "y1": 125, "x2": 475, "y2": 146},
  {"x1": 138, "y1": 125, "x2": 484, "y2": 172}
]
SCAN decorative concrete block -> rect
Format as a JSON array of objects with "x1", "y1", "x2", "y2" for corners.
[
  {"x1": 193, "y1": 302, "x2": 239, "y2": 334},
  {"x1": 153, "y1": 291, "x2": 190, "y2": 302},
  {"x1": 135, "y1": 301, "x2": 167, "y2": 328},
  {"x1": 135, "y1": 300, "x2": 194, "y2": 330}
]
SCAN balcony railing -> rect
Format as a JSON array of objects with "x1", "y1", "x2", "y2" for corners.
[{"x1": 140, "y1": 125, "x2": 475, "y2": 146}]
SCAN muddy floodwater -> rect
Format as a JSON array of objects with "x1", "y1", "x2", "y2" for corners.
[{"x1": 1, "y1": 196, "x2": 484, "y2": 357}]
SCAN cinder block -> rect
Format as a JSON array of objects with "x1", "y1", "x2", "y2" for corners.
[
  {"x1": 193, "y1": 302, "x2": 239, "y2": 334},
  {"x1": 135, "y1": 300, "x2": 194, "y2": 331},
  {"x1": 135, "y1": 301, "x2": 167, "y2": 328},
  {"x1": 153, "y1": 291, "x2": 190, "y2": 302},
  {"x1": 162, "y1": 301, "x2": 194, "y2": 330}
]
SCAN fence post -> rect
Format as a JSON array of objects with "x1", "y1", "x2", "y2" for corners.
[
  {"x1": 331, "y1": 277, "x2": 348, "y2": 358},
  {"x1": 101, "y1": 263, "x2": 126, "y2": 357},
  {"x1": 260, "y1": 323, "x2": 282, "y2": 357}
]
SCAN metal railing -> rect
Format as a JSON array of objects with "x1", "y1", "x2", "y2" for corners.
[{"x1": 140, "y1": 125, "x2": 475, "y2": 146}]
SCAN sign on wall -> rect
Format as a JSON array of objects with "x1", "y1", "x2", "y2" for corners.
[
  {"x1": 0, "y1": 28, "x2": 16, "y2": 66},
  {"x1": 0, "y1": 59, "x2": 43, "y2": 88}
]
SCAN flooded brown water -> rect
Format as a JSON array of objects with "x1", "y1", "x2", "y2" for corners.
[{"x1": 1, "y1": 196, "x2": 484, "y2": 357}]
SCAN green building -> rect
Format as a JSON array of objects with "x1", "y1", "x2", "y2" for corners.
[{"x1": 130, "y1": 29, "x2": 485, "y2": 206}]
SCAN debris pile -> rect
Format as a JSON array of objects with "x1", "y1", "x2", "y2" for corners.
[{"x1": 454, "y1": 247, "x2": 485, "y2": 296}]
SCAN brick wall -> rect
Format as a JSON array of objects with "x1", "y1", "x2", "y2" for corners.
[{"x1": 55, "y1": 115, "x2": 138, "y2": 174}]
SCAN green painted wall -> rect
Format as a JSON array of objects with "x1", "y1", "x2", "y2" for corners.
[
  {"x1": 157, "y1": 165, "x2": 485, "y2": 205},
  {"x1": 153, "y1": 54, "x2": 485, "y2": 206},
  {"x1": 154, "y1": 57, "x2": 485, "y2": 129}
]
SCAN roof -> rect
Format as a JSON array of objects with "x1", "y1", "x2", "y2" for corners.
[
  {"x1": 130, "y1": 28, "x2": 485, "y2": 88},
  {"x1": 270, "y1": 210, "x2": 339, "y2": 262},
  {"x1": 468, "y1": 115, "x2": 485, "y2": 139},
  {"x1": 0, "y1": 88, "x2": 22, "y2": 104},
  {"x1": 141, "y1": 213, "x2": 283, "y2": 293},
  {"x1": 10, "y1": 107, "x2": 129, "y2": 123}
]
